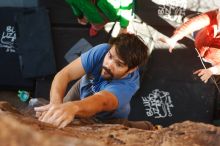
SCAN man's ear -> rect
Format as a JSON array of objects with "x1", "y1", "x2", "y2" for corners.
[{"x1": 127, "y1": 67, "x2": 138, "y2": 74}]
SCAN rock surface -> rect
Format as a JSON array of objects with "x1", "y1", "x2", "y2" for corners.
[{"x1": 0, "y1": 101, "x2": 220, "y2": 146}]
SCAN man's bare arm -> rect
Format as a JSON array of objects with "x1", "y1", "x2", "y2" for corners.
[
  {"x1": 73, "y1": 90, "x2": 119, "y2": 117},
  {"x1": 50, "y1": 57, "x2": 86, "y2": 104},
  {"x1": 35, "y1": 90, "x2": 119, "y2": 128}
]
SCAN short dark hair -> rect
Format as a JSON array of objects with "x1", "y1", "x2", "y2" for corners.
[{"x1": 109, "y1": 33, "x2": 148, "y2": 69}]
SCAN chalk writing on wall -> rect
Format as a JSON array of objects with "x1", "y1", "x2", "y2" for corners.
[
  {"x1": 157, "y1": 0, "x2": 187, "y2": 23},
  {"x1": 142, "y1": 89, "x2": 174, "y2": 118},
  {"x1": 0, "y1": 26, "x2": 16, "y2": 53}
]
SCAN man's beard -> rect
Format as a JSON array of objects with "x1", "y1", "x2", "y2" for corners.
[{"x1": 101, "y1": 66, "x2": 114, "y2": 81}]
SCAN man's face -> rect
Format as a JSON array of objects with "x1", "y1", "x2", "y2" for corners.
[{"x1": 101, "y1": 45, "x2": 132, "y2": 80}]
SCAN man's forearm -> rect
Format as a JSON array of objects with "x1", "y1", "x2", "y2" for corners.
[
  {"x1": 50, "y1": 57, "x2": 86, "y2": 104},
  {"x1": 50, "y1": 72, "x2": 69, "y2": 104},
  {"x1": 71, "y1": 91, "x2": 118, "y2": 118}
]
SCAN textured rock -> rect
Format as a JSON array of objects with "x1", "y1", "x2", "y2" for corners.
[{"x1": 0, "y1": 101, "x2": 220, "y2": 146}]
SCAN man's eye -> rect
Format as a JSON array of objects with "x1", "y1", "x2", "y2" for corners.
[
  {"x1": 116, "y1": 63, "x2": 122, "y2": 67},
  {"x1": 108, "y1": 52, "x2": 112, "y2": 58}
]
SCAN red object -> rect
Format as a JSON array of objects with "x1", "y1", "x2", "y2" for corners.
[
  {"x1": 89, "y1": 24, "x2": 105, "y2": 37},
  {"x1": 89, "y1": 27, "x2": 98, "y2": 37},
  {"x1": 173, "y1": 9, "x2": 220, "y2": 64}
]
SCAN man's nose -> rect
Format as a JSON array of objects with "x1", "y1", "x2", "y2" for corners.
[{"x1": 106, "y1": 60, "x2": 114, "y2": 68}]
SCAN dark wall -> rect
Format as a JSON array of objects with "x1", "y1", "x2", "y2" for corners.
[
  {"x1": 129, "y1": 0, "x2": 219, "y2": 126},
  {"x1": 35, "y1": 0, "x2": 111, "y2": 98}
]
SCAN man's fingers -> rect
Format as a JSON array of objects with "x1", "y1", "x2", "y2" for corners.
[
  {"x1": 40, "y1": 110, "x2": 55, "y2": 123},
  {"x1": 58, "y1": 121, "x2": 70, "y2": 129},
  {"x1": 53, "y1": 116, "x2": 66, "y2": 128},
  {"x1": 34, "y1": 104, "x2": 50, "y2": 112},
  {"x1": 47, "y1": 110, "x2": 63, "y2": 124},
  {"x1": 58, "y1": 118, "x2": 72, "y2": 129},
  {"x1": 38, "y1": 111, "x2": 47, "y2": 121},
  {"x1": 36, "y1": 111, "x2": 42, "y2": 118},
  {"x1": 35, "y1": 102, "x2": 76, "y2": 128}
]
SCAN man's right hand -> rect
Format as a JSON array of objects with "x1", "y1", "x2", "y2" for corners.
[
  {"x1": 34, "y1": 102, "x2": 79, "y2": 128},
  {"x1": 159, "y1": 37, "x2": 177, "y2": 53}
]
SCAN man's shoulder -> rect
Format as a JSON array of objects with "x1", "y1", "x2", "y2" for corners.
[
  {"x1": 82, "y1": 43, "x2": 110, "y2": 59},
  {"x1": 91, "y1": 43, "x2": 110, "y2": 58},
  {"x1": 93, "y1": 43, "x2": 110, "y2": 51}
]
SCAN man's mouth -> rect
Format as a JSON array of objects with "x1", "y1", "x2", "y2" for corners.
[{"x1": 102, "y1": 66, "x2": 113, "y2": 78}]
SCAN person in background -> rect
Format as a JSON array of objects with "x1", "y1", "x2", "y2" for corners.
[
  {"x1": 65, "y1": 0, "x2": 134, "y2": 37},
  {"x1": 34, "y1": 33, "x2": 149, "y2": 128},
  {"x1": 160, "y1": 8, "x2": 220, "y2": 83}
]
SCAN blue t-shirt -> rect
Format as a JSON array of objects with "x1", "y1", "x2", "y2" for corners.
[{"x1": 80, "y1": 43, "x2": 140, "y2": 120}]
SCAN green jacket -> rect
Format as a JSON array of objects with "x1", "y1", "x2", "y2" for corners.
[{"x1": 66, "y1": 0, "x2": 134, "y2": 28}]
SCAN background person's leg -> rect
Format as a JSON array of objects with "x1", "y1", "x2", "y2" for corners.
[
  {"x1": 89, "y1": 23, "x2": 107, "y2": 36},
  {"x1": 68, "y1": 0, "x2": 104, "y2": 24}
]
